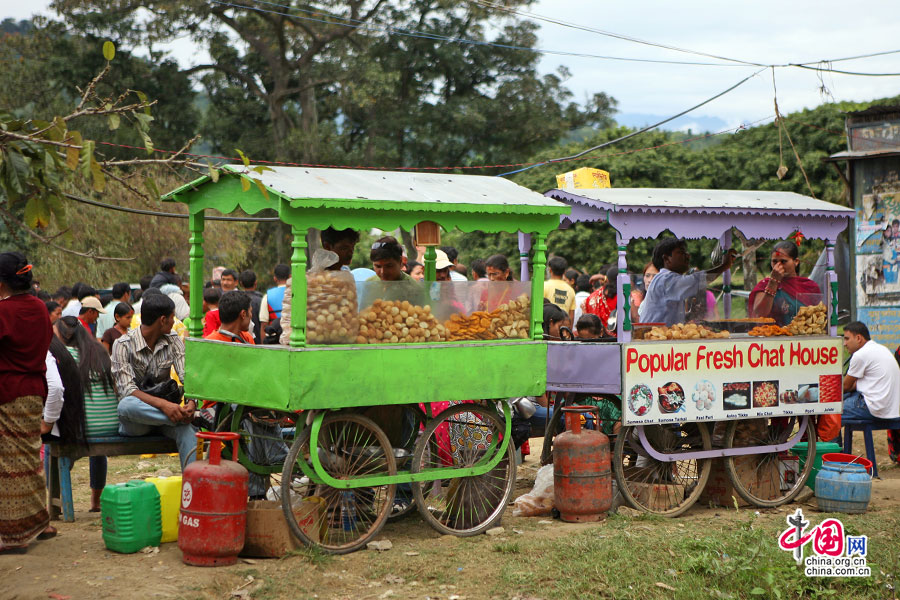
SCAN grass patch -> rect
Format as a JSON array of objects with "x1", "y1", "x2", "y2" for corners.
[
  {"x1": 494, "y1": 513, "x2": 899, "y2": 599},
  {"x1": 284, "y1": 545, "x2": 333, "y2": 567},
  {"x1": 493, "y1": 541, "x2": 522, "y2": 554}
]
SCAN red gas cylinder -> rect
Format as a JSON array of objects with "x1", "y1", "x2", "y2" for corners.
[
  {"x1": 179, "y1": 432, "x2": 248, "y2": 566},
  {"x1": 553, "y1": 406, "x2": 612, "y2": 522}
]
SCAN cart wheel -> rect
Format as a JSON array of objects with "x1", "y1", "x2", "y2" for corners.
[
  {"x1": 280, "y1": 413, "x2": 396, "y2": 554},
  {"x1": 723, "y1": 417, "x2": 814, "y2": 508},
  {"x1": 216, "y1": 405, "x2": 296, "y2": 498},
  {"x1": 613, "y1": 423, "x2": 711, "y2": 517},
  {"x1": 410, "y1": 402, "x2": 516, "y2": 536}
]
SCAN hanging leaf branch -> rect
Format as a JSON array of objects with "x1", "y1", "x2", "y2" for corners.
[{"x1": 0, "y1": 41, "x2": 204, "y2": 260}]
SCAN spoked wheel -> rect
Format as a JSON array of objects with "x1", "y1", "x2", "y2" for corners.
[
  {"x1": 613, "y1": 423, "x2": 712, "y2": 517},
  {"x1": 723, "y1": 417, "x2": 814, "y2": 508},
  {"x1": 410, "y1": 402, "x2": 516, "y2": 536},
  {"x1": 216, "y1": 405, "x2": 296, "y2": 499},
  {"x1": 280, "y1": 413, "x2": 396, "y2": 554}
]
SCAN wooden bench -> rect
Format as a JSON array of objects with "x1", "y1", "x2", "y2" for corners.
[
  {"x1": 842, "y1": 418, "x2": 900, "y2": 479},
  {"x1": 45, "y1": 435, "x2": 179, "y2": 522}
]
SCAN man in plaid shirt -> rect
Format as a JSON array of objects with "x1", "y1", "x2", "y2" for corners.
[{"x1": 111, "y1": 293, "x2": 198, "y2": 469}]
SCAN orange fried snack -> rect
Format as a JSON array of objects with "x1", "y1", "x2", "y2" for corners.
[
  {"x1": 444, "y1": 295, "x2": 531, "y2": 341},
  {"x1": 748, "y1": 324, "x2": 792, "y2": 337}
]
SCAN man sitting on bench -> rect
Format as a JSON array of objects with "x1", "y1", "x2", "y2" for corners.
[
  {"x1": 842, "y1": 321, "x2": 900, "y2": 424},
  {"x1": 112, "y1": 293, "x2": 198, "y2": 469}
]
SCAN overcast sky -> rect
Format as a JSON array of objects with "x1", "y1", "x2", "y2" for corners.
[{"x1": 3, "y1": 0, "x2": 898, "y2": 132}]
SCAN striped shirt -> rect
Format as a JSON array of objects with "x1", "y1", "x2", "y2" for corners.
[
  {"x1": 66, "y1": 346, "x2": 119, "y2": 437},
  {"x1": 110, "y1": 327, "x2": 185, "y2": 400}
]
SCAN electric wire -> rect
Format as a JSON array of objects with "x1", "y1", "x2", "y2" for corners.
[
  {"x1": 789, "y1": 64, "x2": 900, "y2": 77},
  {"x1": 207, "y1": 0, "x2": 750, "y2": 67},
  {"x1": 473, "y1": 0, "x2": 763, "y2": 67},
  {"x1": 474, "y1": 0, "x2": 900, "y2": 71},
  {"x1": 496, "y1": 67, "x2": 767, "y2": 176},
  {"x1": 62, "y1": 192, "x2": 280, "y2": 221}
]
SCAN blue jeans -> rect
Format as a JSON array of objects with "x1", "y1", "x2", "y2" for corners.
[
  {"x1": 118, "y1": 395, "x2": 198, "y2": 470},
  {"x1": 842, "y1": 390, "x2": 876, "y2": 422}
]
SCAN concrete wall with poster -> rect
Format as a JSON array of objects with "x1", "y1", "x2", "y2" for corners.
[
  {"x1": 844, "y1": 108, "x2": 900, "y2": 348},
  {"x1": 621, "y1": 338, "x2": 843, "y2": 426}
]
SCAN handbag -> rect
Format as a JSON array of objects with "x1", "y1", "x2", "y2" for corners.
[{"x1": 138, "y1": 372, "x2": 184, "y2": 404}]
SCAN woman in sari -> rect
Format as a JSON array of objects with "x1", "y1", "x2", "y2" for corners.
[
  {"x1": 0, "y1": 252, "x2": 53, "y2": 553},
  {"x1": 749, "y1": 241, "x2": 822, "y2": 326}
]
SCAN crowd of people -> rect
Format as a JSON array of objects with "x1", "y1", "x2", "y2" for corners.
[{"x1": 3, "y1": 231, "x2": 900, "y2": 553}]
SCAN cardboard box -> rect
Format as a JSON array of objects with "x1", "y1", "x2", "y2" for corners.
[
  {"x1": 555, "y1": 167, "x2": 611, "y2": 190},
  {"x1": 630, "y1": 481, "x2": 685, "y2": 512},
  {"x1": 700, "y1": 457, "x2": 780, "y2": 507},
  {"x1": 241, "y1": 499, "x2": 324, "y2": 558}
]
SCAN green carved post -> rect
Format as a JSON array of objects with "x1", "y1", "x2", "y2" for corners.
[
  {"x1": 423, "y1": 246, "x2": 437, "y2": 282},
  {"x1": 188, "y1": 210, "x2": 205, "y2": 338},
  {"x1": 531, "y1": 233, "x2": 547, "y2": 341},
  {"x1": 290, "y1": 226, "x2": 308, "y2": 347}
]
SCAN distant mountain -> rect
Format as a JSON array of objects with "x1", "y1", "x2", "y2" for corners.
[{"x1": 615, "y1": 112, "x2": 730, "y2": 133}]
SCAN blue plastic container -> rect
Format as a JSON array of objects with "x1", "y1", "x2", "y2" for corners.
[{"x1": 815, "y1": 461, "x2": 872, "y2": 514}]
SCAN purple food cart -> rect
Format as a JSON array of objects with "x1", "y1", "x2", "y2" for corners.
[{"x1": 526, "y1": 187, "x2": 855, "y2": 516}]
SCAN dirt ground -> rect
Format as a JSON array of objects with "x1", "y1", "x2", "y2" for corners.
[{"x1": 3, "y1": 434, "x2": 899, "y2": 600}]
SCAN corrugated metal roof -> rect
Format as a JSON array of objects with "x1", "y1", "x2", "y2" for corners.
[
  {"x1": 224, "y1": 165, "x2": 565, "y2": 209},
  {"x1": 824, "y1": 149, "x2": 900, "y2": 161},
  {"x1": 847, "y1": 105, "x2": 900, "y2": 118},
  {"x1": 546, "y1": 187, "x2": 854, "y2": 217}
]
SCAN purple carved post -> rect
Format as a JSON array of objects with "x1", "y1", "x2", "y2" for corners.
[
  {"x1": 518, "y1": 232, "x2": 532, "y2": 282},
  {"x1": 826, "y1": 239, "x2": 838, "y2": 337},
  {"x1": 720, "y1": 229, "x2": 733, "y2": 319},
  {"x1": 616, "y1": 235, "x2": 632, "y2": 343}
]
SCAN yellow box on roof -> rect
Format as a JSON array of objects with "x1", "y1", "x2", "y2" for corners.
[{"x1": 555, "y1": 167, "x2": 611, "y2": 190}]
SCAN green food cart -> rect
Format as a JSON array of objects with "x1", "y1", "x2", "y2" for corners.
[{"x1": 163, "y1": 165, "x2": 568, "y2": 552}]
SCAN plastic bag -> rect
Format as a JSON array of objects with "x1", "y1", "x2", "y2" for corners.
[
  {"x1": 306, "y1": 249, "x2": 359, "y2": 344},
  {"x1": 512, "y1": 464, "x2": 554, "y2": 517}
]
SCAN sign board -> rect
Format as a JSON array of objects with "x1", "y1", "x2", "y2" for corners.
[{"x1": 621, "y1": 338, "x2": 843, "y2": 425}]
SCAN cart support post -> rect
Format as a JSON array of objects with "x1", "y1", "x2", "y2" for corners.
[
  {"x1": 616, "y1": 238, "x2": 632, "y2": 343},
  {"x1": 518, "y1": 232, "x2": 532, "y2": 282},
  {"x1": 188, "y1": 210, "x2": 205, "y2": 339},
  {"x1": 531, "y1": 233, "x2": 546, "y2": 340},
  {"x1": 721, "y1": 229, "x2": 733, "y2": 319},
  {"x1": 826, "y1": 239, "x2": 838, "y2": 336},
  {"x1": 424, "y1": 246, "x2": 437, "y2": 282},
  {"x1": 290, "y1": 226, "x2": 308, "y2": 347}
]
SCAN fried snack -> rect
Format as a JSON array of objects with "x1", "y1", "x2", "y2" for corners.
[
  {"x1": 444, "y1": 294, "x2": 531, "y2": 341},
  {"x1": 748, "y1": 324, "x2": 793, "y2": 337},
  {"x1": 306, "y1": 271, "x2": 359, "y2": 344},
  {"x1": 721, "y1": 317, "x2": 775, "y2": 323},
  {"x1": 786, "y1": 303, "x2": 827, "y2": 336},
  {"x1": 357, "y1": 300, "x2": 448, "y2": 344},
  {"x1": 643, "y1": 322, "x2": 730, "y2": 340}
]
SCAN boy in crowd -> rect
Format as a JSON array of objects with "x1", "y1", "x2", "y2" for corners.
[{"x1": 543, "y1": 256, "x2": 576, "y2": 323}]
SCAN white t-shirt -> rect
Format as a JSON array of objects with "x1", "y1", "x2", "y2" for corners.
[
  {"x1": 573, "y1": 290, "x2": 590, "y2": 324},
  {"x1": 847, "y1": 340, "x2": 900, "y2": 419}
]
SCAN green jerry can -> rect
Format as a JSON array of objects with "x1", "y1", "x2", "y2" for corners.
[{"x1": 101, "y1": 480, "x2": 163, "y2": 553}]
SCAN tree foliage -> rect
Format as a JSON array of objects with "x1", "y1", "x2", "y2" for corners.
[{"x1": 51, "y1": 0, "x2": 615, "y2": 167}]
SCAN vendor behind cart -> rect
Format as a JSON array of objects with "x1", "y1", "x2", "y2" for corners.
[
  {"x1": 638, "y1": 238, "x2": 735, "y2": 326},
  {"x1": 748, "y1": 240, "x2": 821, "y2": 326}
]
